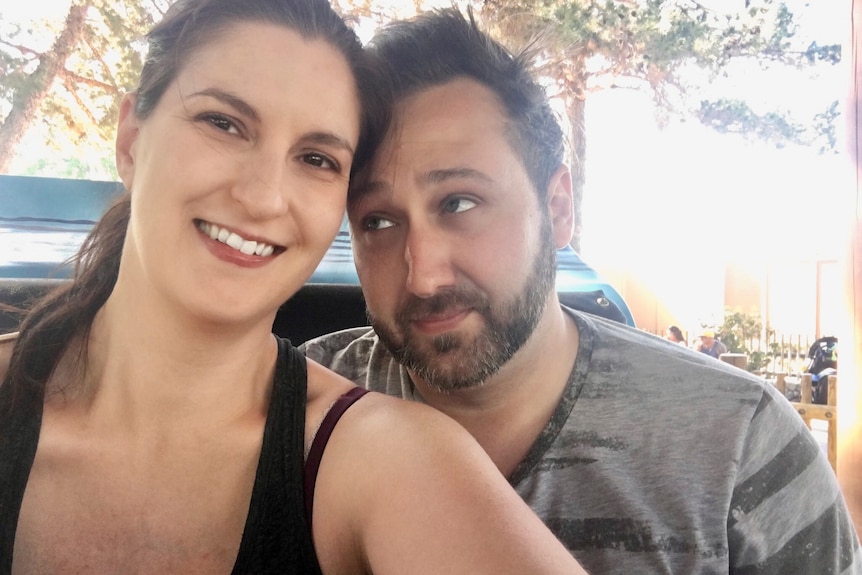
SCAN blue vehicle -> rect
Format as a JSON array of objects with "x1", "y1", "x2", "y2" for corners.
[{"x1": 0, "y1": 174, "x2": 634, "y2": 339}]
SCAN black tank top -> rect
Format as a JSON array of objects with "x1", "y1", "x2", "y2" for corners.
[{"x1": 0, "y1": 337, "x2": 368, "y2": 574}]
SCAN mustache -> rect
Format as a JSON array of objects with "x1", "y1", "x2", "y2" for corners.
[{"x1": 397, "y1": 288, "x2": 488, "y2": 323}]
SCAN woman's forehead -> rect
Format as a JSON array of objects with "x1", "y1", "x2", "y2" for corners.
[{"x1": 171, "y1": 22, "x2": 360, "y2": 137}]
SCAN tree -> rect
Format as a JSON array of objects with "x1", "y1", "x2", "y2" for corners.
[
  {"x1": 0, "y1": 2, "x2": 91, "y2": 173},
  {"x1": 0, "y1": 0, "x2": 170, "y2": 176},
  {"x1": 712, "y1": 310, "x2": 773, "y2": 371},
  {"x1": 471, "y1": 0, "x2": 841, "y2": 250},
  {"x1": 1, "y1": 0, "x2": 840, "y2": 201}
]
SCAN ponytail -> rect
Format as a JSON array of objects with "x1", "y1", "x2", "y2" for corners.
[{"x1": 2, "y1": 194, "x2": 130, "y2": 414}]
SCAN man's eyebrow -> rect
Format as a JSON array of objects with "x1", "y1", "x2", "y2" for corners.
[
  {"x1": 423, "y1": 167, "x2": 493, "y2": 185},
  {"x1": 348, "y1": 179, "x2": 386, "y2": 204},
  {"x1": 349, "y1": 167, "x2": 493, "y2": 204},
  {"x1": 189, "y1": 88, "x2": 259, "y2": 122}
]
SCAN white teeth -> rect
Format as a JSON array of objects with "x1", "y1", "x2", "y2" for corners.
[
  {"x1": 198, "y1": 220, "x2": 276, "y2": 257},
  {"x1": 225, "y1": 232, "x2": 243, "y2": 250}
]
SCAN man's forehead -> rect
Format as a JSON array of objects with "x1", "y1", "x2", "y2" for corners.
[
  {"x1": 395, "y1": 78, "x2": 506, "y2": 124},
  {"x1": 347, "y1": 78, "x2": 521, "y2": 203},
  {"x1": 372, "y1": 82, "x2": 509, "y2": 165}
]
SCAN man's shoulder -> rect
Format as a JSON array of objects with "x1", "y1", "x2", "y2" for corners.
[
  {"x1": 301, "y1": 326, "x2": 377, "y2": 361},
  {"x1": 301, "y1": 326, "x2": 392, "y2": 388},
  {"x1": 575, "y1": 311, "x2": 770, "y2": 393}
]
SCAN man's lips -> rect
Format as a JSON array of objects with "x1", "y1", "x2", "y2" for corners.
[{"x1": 410, "y1": 308, "x2": 471, "y2": 335}]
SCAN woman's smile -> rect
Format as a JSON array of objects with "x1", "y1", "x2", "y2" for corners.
[
  {"x1": 196, "y1": 219, "x2": 280, "y2": 257},
  {"x1": 195, "y1": 219, "x2": 285, "y2": 268}
]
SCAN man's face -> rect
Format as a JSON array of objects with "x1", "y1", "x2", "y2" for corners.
[{"x1": 347, "y1": 78, "x2": 569, "y2": 391}]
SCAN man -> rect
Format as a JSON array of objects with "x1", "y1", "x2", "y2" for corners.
[
  {"x1": 696, "y1": 329, "x2": 728, "y2": 358},
  {"x1": 302, "y1": 8, "x2": 861, "y2": 573}
]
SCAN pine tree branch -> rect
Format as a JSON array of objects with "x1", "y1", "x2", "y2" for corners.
[
  {"x1": 0, "y1": 39, "x2": 42, "y2": 58},
  {"x1": 59, "y1": 68, "x2": 117, "y2": 94},
  {"x1": 82, "y1": 32, "x2": 117, "y2": 87},
  {"x1": 62, "y1": 75, "x2": 100, "y2": 128}
]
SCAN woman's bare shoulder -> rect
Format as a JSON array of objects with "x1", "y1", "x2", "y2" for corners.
[
  {"x1": 304, "y1": 357, "x2": 457, "y2": 443},
  {"x1": 307, "y1": 362, "x2": 583, "y2": 574},
  {"x1": 0, "y1": 332, "x2": 17, "y2": 382}
]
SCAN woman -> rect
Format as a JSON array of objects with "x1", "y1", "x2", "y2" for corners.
[
  {"x1": 666, "y1": 325, "x2": 686, "y2": 345},
  {"x1": 0, "y1": 1, "x2": 585, "y2": 573}
]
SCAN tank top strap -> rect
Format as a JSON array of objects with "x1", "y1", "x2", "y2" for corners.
[
  {"x1": 303, "y1": 386, "x2": 370, "y2": 522},
  {"x1": 232, "y1": 337, "x2": 322, "y2": 574}
]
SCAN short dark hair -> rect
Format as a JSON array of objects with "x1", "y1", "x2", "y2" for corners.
[{"x1": 365, "y1": 7, "x2": 565, "y2": 199}]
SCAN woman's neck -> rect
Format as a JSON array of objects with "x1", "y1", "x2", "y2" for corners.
[{"x1": 49, "y1": 276, "x2": 278, "y2": 436}]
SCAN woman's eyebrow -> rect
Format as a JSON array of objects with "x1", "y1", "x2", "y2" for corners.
[
  {"x1": 186, "y1": 89, "x2": 354, "y2": 156},
  {"x1": 188, "y1": 87, "x2": 259, "y2": 122}
]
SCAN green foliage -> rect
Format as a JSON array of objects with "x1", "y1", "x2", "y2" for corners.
[
  {"x1": 22, "y1": 155, "x2": 117, "y2": 180},
  {"x1": 0, "y1": 1, "x2": 169, "y2": 177},
  {"x1": 707, "y1": 310, "x2": 775, "y2": 372},
  {"x1": 477, "y1": 0, "x2": 840, "y2": 149},
  {"x1": 697, "y1": 97, "x2": 839, "y2": 153}
]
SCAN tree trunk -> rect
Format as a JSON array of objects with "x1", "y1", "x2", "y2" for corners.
[
  {"x1": 566, "y1": 94, "x2": 586, "y2": 254},
  {"x1": 0, "y1": 2, "x2": 90, "y2": 173}
]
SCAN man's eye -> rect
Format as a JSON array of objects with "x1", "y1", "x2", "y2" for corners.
[
  {"x1": 302, "y1": 152, "x2": 339, "y2": 172},
  {"x1": 361, "y1": 215, "x2": 396, "y2": 231},
  {"x1": 442, "y1": 197, "x2": 477, "y2": 214}
]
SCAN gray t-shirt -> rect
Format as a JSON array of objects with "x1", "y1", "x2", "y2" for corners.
[{"x1": 302, "y1": 308, "x2": 861, "y2": 574}]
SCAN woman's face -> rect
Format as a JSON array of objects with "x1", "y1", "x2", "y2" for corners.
[{"x1": 115, "y1": 21, "x2": 360, "y2": 326}]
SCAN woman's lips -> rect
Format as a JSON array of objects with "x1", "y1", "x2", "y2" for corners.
[
  {"x1": 196, "y1": 219, "x2": 279, "y2": 256},
  {"x1": 195, "y1": 219, "x2": 284, "y2": 268}
]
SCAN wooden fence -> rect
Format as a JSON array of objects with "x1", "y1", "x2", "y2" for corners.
[
  {"x1": 774, "y1": 373, "x2": 838, "y2": 473},
  {"x1": 648, "y1": 329, "x2": 817, "y2": 375}
]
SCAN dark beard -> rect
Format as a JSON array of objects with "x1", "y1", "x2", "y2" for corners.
[{"x1": 369, "y1": 221, "x2": 557, "y2": 392}]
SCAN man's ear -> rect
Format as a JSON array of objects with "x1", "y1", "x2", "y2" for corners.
[
  {"x1": 115, "y1": 93, "x2": 140, "y2": 190},
  {"x1": 545, "y1": 165, "x2": 574, "y2": 249}
]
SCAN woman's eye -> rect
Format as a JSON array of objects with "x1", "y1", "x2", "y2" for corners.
[
  {"x1": 442, "y1": 197, "x2": 477, "y2": 214},
  {"x1": 361, "y1": 215, "x2": 395, "y2": 231},
  {"x1": 302, "y1": 152, "x2": 339, "y2": 172},
  {"x1": 202, "y1": 113, "x2": 241, "y2": 135}
]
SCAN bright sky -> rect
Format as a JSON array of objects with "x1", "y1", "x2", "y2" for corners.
[{"x1": 0, "y1": 0, "x2": 72, "y2": 45}]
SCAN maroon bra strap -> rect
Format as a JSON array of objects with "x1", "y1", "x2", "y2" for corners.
[{"x1": 304, "y1": 386, "x2": 370, "y2": 524}]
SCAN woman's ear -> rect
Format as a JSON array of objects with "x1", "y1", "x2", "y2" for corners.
[
  {"x1": 115, "y1": 93, "x2": 140, "y2": 190},
  {"x1": 545, "y1": 165, "x2": 575, "y2": 249}
]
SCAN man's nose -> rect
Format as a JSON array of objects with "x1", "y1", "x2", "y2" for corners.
[{"x1": 403, "y1": 226, "x2": 456, "y2": 298}]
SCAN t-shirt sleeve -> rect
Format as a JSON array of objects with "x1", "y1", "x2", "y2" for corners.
[
  {"x1": 300, "y1": 327, "x2": 378, "y2": 387},
  {"x1": 727, "y1": 384, "x2": 861, "y2": 573}
]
